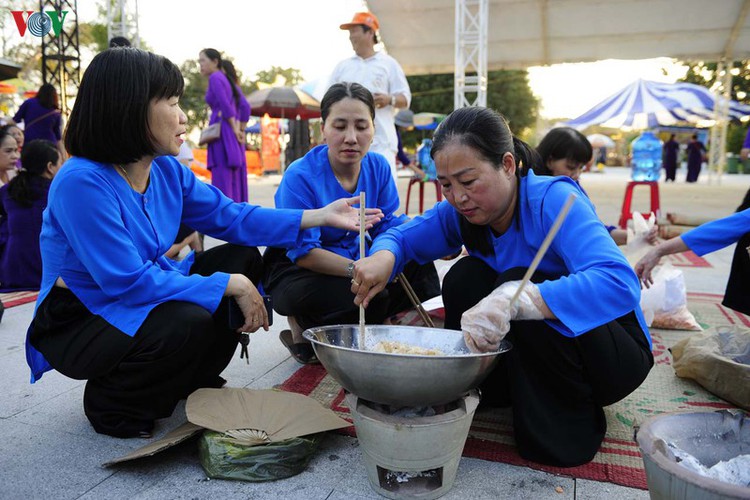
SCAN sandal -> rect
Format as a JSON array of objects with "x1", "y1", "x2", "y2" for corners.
[{"x1": 279, "y1": 329, "x2": 319, "y2": 365}]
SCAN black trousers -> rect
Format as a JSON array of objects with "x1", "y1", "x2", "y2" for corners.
[
  {"x1": 29, "y1": 244, "x2": 262, "y2": 438},
  {"x1": 443, "y1": 256, "x2": 654, "y2": 467},
  {"x1": 263, "y1": 248, "x2": 440, "y2": 330},
  {"x1": 664, "y1": 160, "x2": 677, "y2": 182},
  {"x1": 723, "y1": 189, "x2": 750, "y2": 315}
]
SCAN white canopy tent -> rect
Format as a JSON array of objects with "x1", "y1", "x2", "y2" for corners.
[
  {"x1": 369, "y1": 0, "x2": 750, "y2": 177},
  {"x1": 369, "y1": 0, "x2": 750, "y2": 74}
]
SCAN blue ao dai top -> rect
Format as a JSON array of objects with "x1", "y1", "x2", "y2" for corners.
[
  {"x1": 371, "y1": 171, "x2": 651, "y2": 345},
  {"x1": 274, "y1": 145, "x2": 405, "y2": 261},
  {"x1": 27, "y1": 155, "x2": 304, "y2": 381}
]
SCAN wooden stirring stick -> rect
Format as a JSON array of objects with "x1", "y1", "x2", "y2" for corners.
[
  {"x1": 398, "y1": 272, "x2": 435, "y2": 328},
  {"x1": 509, "y1": 193, "x2": 576, "y2": 309},
  {"x1": 358, "y1": 192, "x2": 366, "y2": 348}
]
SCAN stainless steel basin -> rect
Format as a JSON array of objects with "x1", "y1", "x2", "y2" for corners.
[{"x1": 303, "y1": 324, "x2": 511, "y2": 407}]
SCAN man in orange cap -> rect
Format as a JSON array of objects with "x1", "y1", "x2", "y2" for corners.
[{"x1": 330, "y1": 11, "x2": 411, "y2": 181}]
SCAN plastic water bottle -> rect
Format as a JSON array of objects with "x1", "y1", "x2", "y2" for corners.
[
  {"x1": 631, "y1": 131, "x2": 663, "y2": 181},
  {"x1": 417, "y1": 139, "x2": 436, "y2": 180}
]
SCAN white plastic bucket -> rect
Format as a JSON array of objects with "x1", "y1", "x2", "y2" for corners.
[{"x1": 635, "y1": 410, "x2": 750, "y2": 499}]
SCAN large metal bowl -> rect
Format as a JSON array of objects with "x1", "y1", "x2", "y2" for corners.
[{"x1": 302, "y1": 324, "x2": 511, "y2": 407}]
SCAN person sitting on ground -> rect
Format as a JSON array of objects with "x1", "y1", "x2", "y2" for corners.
[
  {"x1": 534, "y1": 127, "x2": 657, "y2": 245},
  {"x1": 351, "y1": 106, "x2": 653, "y2": 467},
  {"x1": 0, "y1": 126, "x2": 20, "y2": 187},
  {"x1": 24, "y1": 48, "x2": 383, "y2": 439},
  {"x1": 5, "y1": 123, "x2": 24, "y2": 168},
  {"x1": 0, "y1": 140, "x2": 61, "y2": 291},
  {"x1": 635, "y1": 199, "x2": 750, "y2": 315},
  {"x1": 263, "y1": 82, "x2": 440, "y2": 364}
]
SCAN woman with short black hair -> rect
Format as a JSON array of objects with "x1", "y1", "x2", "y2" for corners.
[
  {"x1": 534, "y1": 127, "x2": 650, "y2": 245},
  {"x1": 25, "y1": 48, "x2": 382, "y2": 439},
  {"x1": 534, "y1": 127, "x2": 592, "y2": 180}
]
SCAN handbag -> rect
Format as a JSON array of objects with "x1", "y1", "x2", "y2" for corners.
[{"x1": 199, "y1": 122, "x2": 221, "y2": 146}]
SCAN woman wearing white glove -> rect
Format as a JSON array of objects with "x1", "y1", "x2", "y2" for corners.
[
  {"x1": 635, "y1": 204, "x2": 750, "y2": 314},
  {"x1": 459, "y1": 281, "x2": 546, "y2": 352},
  {"x1": 351, "y1": 106, "x2": 653, "y2": 468}
]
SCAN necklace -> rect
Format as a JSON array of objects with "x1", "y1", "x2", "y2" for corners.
[
  {"x1": 331, "y1": 165, "x2": 359, "y2": 193},
  {"x1": 116, "y1": 164, "x2": 135, "y2": 190}
]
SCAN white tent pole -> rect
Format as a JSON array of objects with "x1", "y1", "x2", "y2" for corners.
[
  {"x1": 708, "y1": 62, "x2": 726, "y2": 185},
  {"x1": 454, "y1": 0, "x2": 488, "y2": 109},
  {"x1": 708, "y1": 0, "x2": 748, "y2": 185}
]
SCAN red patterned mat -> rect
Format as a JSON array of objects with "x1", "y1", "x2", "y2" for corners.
[
  {"x1": 279, "y1": 293, "x2": 745, "y2": 490},
  {"x1": 0, "y1": 290, "x2": 39, "y2": 308},
  {"x1": 667, "y1": 250, "x2": 711, "y2": 268}
]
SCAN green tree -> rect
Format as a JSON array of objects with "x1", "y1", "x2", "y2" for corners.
[
  {"x1": 680, "y1": 60, "x2": 750, "y2": 104},
  {"x1": 486, "y1": 70, "x2": 539, "y2": 135},
  {"x1": 407, "y1": 70, "x2": 538, "y2": 130},
  {"x1": 404, "y1": 70, "x2": 538, "y2": 146},
  {"x1": 679, "y1": 60, "x2": 750, "y2": 154},
  {"x1": 78, "y1": 21, "x2": 109, "y2": 53},
  {"x1": 247, "y1": 66, "x2": 304, "y2": 93},
  {"x1": 180, "y1": 59, "x2": 208, "y2": 132}
]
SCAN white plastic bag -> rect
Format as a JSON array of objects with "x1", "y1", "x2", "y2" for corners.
[
  {"x1": 624, "y1": 211, "x2": 656, "y2": 266},
  {"x1": 640, "y1": 264, "x2": 701, "y2": 331}
]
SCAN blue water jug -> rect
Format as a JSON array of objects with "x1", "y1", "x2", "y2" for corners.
[
  {"x1": 417, "y1": 139, "x2": 436, "y2": 180},
  {"x1": 631, "y1": 131, "x2": 663, "y2": 182}
]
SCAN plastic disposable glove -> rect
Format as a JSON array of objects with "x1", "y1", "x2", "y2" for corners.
[
  {"x1": 624, "y1": 212, "x2": 658, "y2": 266},
  {"x1": 461, "y1": 281, "x2": 545, "y2": 352}
]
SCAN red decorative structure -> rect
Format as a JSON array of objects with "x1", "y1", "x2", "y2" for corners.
[{"x1": 619, "y1": 181, "x2": 661, "y2": 229}]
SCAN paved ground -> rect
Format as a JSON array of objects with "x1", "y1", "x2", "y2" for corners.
[{"x1": 0, "y1": 165, "x2": 746, "y2": 499}]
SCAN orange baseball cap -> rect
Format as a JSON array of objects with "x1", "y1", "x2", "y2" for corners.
[{"x1": 340, "y1": 12, "x2": 379, "y2": 31}]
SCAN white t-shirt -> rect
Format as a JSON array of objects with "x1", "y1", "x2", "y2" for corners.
[{"x1": 330, "y1": 51, "x2": 411, "y2": 178}]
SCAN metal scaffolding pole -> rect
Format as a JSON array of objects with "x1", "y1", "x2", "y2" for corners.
[
  {"x1": 107, "y1": 0, "x2": 140, "y2": 48},
  {"x1": 454, "y1": 0, "x2": 488, "y2": 109},
  {"x1": 40, "y1": 0, "x2": 80, "y2": 117}
]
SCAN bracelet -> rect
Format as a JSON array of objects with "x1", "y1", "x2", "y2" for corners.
[
  {"x1": 346, "y1": 261, "x2": 355, "y2": 279},
  {"x1": 390, "y1": 95, "x2": 396, "y2": 107}
]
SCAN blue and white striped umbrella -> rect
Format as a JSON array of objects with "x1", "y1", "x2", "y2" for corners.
[{"x1": 564, "y1": 79, "x2": 750, "y2": 130}]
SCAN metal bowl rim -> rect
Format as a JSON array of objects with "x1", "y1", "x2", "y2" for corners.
[{"x1": 302, "y1": 324, "x2": 512, "y2": 359}]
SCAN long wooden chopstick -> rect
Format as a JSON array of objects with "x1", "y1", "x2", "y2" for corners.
[
  {"x1": 397, "y1": 272, "x2": 435, "y2": 328},
  {"x1": 358, "y1": 192, "x2": 366, "y2": 345},
  {"x1": 509, "y1": 193, "x2": 576, "y2": 309}
]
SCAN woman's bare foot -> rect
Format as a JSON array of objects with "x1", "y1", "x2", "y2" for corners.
[{"x1": 288, "y1": 316, "x2": 307, "y2": 344}]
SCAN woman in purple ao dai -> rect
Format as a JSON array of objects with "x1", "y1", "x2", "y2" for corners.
[{"x1": 199, "y1": 48, "x2": 246, "y2": 202}]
